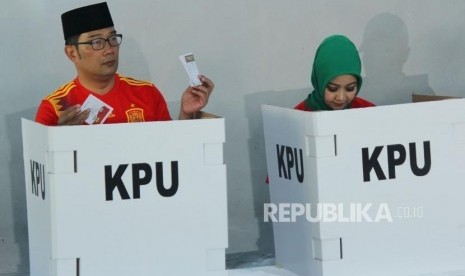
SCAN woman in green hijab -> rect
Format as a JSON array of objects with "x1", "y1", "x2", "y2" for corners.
[{"x1": 295, "y1": 35, "x2": 375, "y2": 111}]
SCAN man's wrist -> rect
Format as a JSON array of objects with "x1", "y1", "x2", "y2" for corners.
[{"x1": 178, "y1": 111, "x2": 198, "y2": 120}]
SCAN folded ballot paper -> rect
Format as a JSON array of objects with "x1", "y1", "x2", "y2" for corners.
[
  {"x1": 81, "y1": 94, "x2": 113, "y2": 125},
  {"x1": 179, "y1": 52, "x2": 202, "y2": 87}
]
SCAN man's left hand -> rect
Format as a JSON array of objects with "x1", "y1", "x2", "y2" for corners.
[{"x1": 179, "y1": 75, "x2": 214, "y2": 119}]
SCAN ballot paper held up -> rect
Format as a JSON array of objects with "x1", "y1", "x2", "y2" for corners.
[
  {"x1": 81, "y1": 94, "x2": 113, "y2": 125},
  {"x1": 179, "y1": 53, "x2": 202, "y2": 87}
]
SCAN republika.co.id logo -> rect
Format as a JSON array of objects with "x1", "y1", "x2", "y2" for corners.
[{"x1": 264, "y1": 202, "x2": 424, "y2": 223}]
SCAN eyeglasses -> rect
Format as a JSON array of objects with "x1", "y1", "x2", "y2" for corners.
[{"x1": 74, "y1": 34, "x2": 123, "y2": 50}]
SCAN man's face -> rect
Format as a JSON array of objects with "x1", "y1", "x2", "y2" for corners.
[{"x1": 69, "y1": 27, "x2": 120, "y2": 80}]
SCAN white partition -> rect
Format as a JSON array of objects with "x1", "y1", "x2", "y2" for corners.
[
  {"x1": 263, "y1": 100, "x2": 465, "y2": 276},
  {"x1": 22, "y1": 118, "x2": 228, "y2": 276}
]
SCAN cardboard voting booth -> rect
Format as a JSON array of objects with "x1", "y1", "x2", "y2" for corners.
[
  {"x1": 263, "y1": 100, "x2": 465, "y2": 276},
  {"x1": 22, "y1": 118, "x2": 227, "y2": 276},
  {"x1": 412, "y1": 93, "x2": 461, "y2": 103}
]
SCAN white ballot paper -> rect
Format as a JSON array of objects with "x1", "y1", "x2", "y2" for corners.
[
  {"x1": 80, "y1": 94, "x2": 113, "y2": 125},
  {"x1": 179, "y1": 52, "x2": 202, "y2": 86}
]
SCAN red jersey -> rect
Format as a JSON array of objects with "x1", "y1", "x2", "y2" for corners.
[
  {"x1": 35, "y1": 74, "x2": 172, "y2": 126},
  {"x1": 294, "y1": 97, "x2": 375, "y2": 111}
]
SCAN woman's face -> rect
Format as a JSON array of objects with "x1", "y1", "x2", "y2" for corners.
[{"x1": 324, "y1": 74, "x2": 358, "y2": 110}]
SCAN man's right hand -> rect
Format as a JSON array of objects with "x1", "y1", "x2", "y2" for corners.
[{"x1": 58, "y1": 104, "x2": 90, "y2": 125}]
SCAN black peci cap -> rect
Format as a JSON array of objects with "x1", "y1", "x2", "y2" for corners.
[{"x1": 61, "y1": 2, "x2": 114, "y2": 41}]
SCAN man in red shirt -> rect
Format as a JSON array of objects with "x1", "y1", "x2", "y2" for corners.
[{"x1": 36, "y1": 2, "x2": 214, "y2": 126}]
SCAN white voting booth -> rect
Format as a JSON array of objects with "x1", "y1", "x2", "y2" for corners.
[
  {"x1": 22, "y1": 118, "x2": 227, "y2": 276},
  {"x1": 263, "y1": 100, "x2": 465, "y2": 276}
]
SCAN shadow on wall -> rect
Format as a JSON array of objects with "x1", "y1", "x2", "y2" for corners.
[
  {"x1": 232, "y1": 88, "x2": 307, "y2": 266},
  {"x1": 360, "y1": 13, "x2": 434, "y2": 105},
  {"x1": 5, "y1": 108, "x2": 37, "y2": 275}
]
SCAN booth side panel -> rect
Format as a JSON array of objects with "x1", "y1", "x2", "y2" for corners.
[
  {"x1": 262, "y1": 106, "x2": 323, "y2": 276},
  {"x1": 21, "y1": 119, "x2": 53, "y2": 276}
]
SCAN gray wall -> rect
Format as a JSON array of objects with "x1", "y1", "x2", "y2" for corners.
[{"x1": 2, "y1": 0, "x2": 465, "y2": 274}]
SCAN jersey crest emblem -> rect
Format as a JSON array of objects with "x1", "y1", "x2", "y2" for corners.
[{"x1": 125, "y1": 108, "x2": 145, "y2": 122}]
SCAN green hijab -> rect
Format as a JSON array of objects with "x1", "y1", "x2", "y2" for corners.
[{"x1": 304, "y1": 35, "x2": 363, "y2": 111}]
